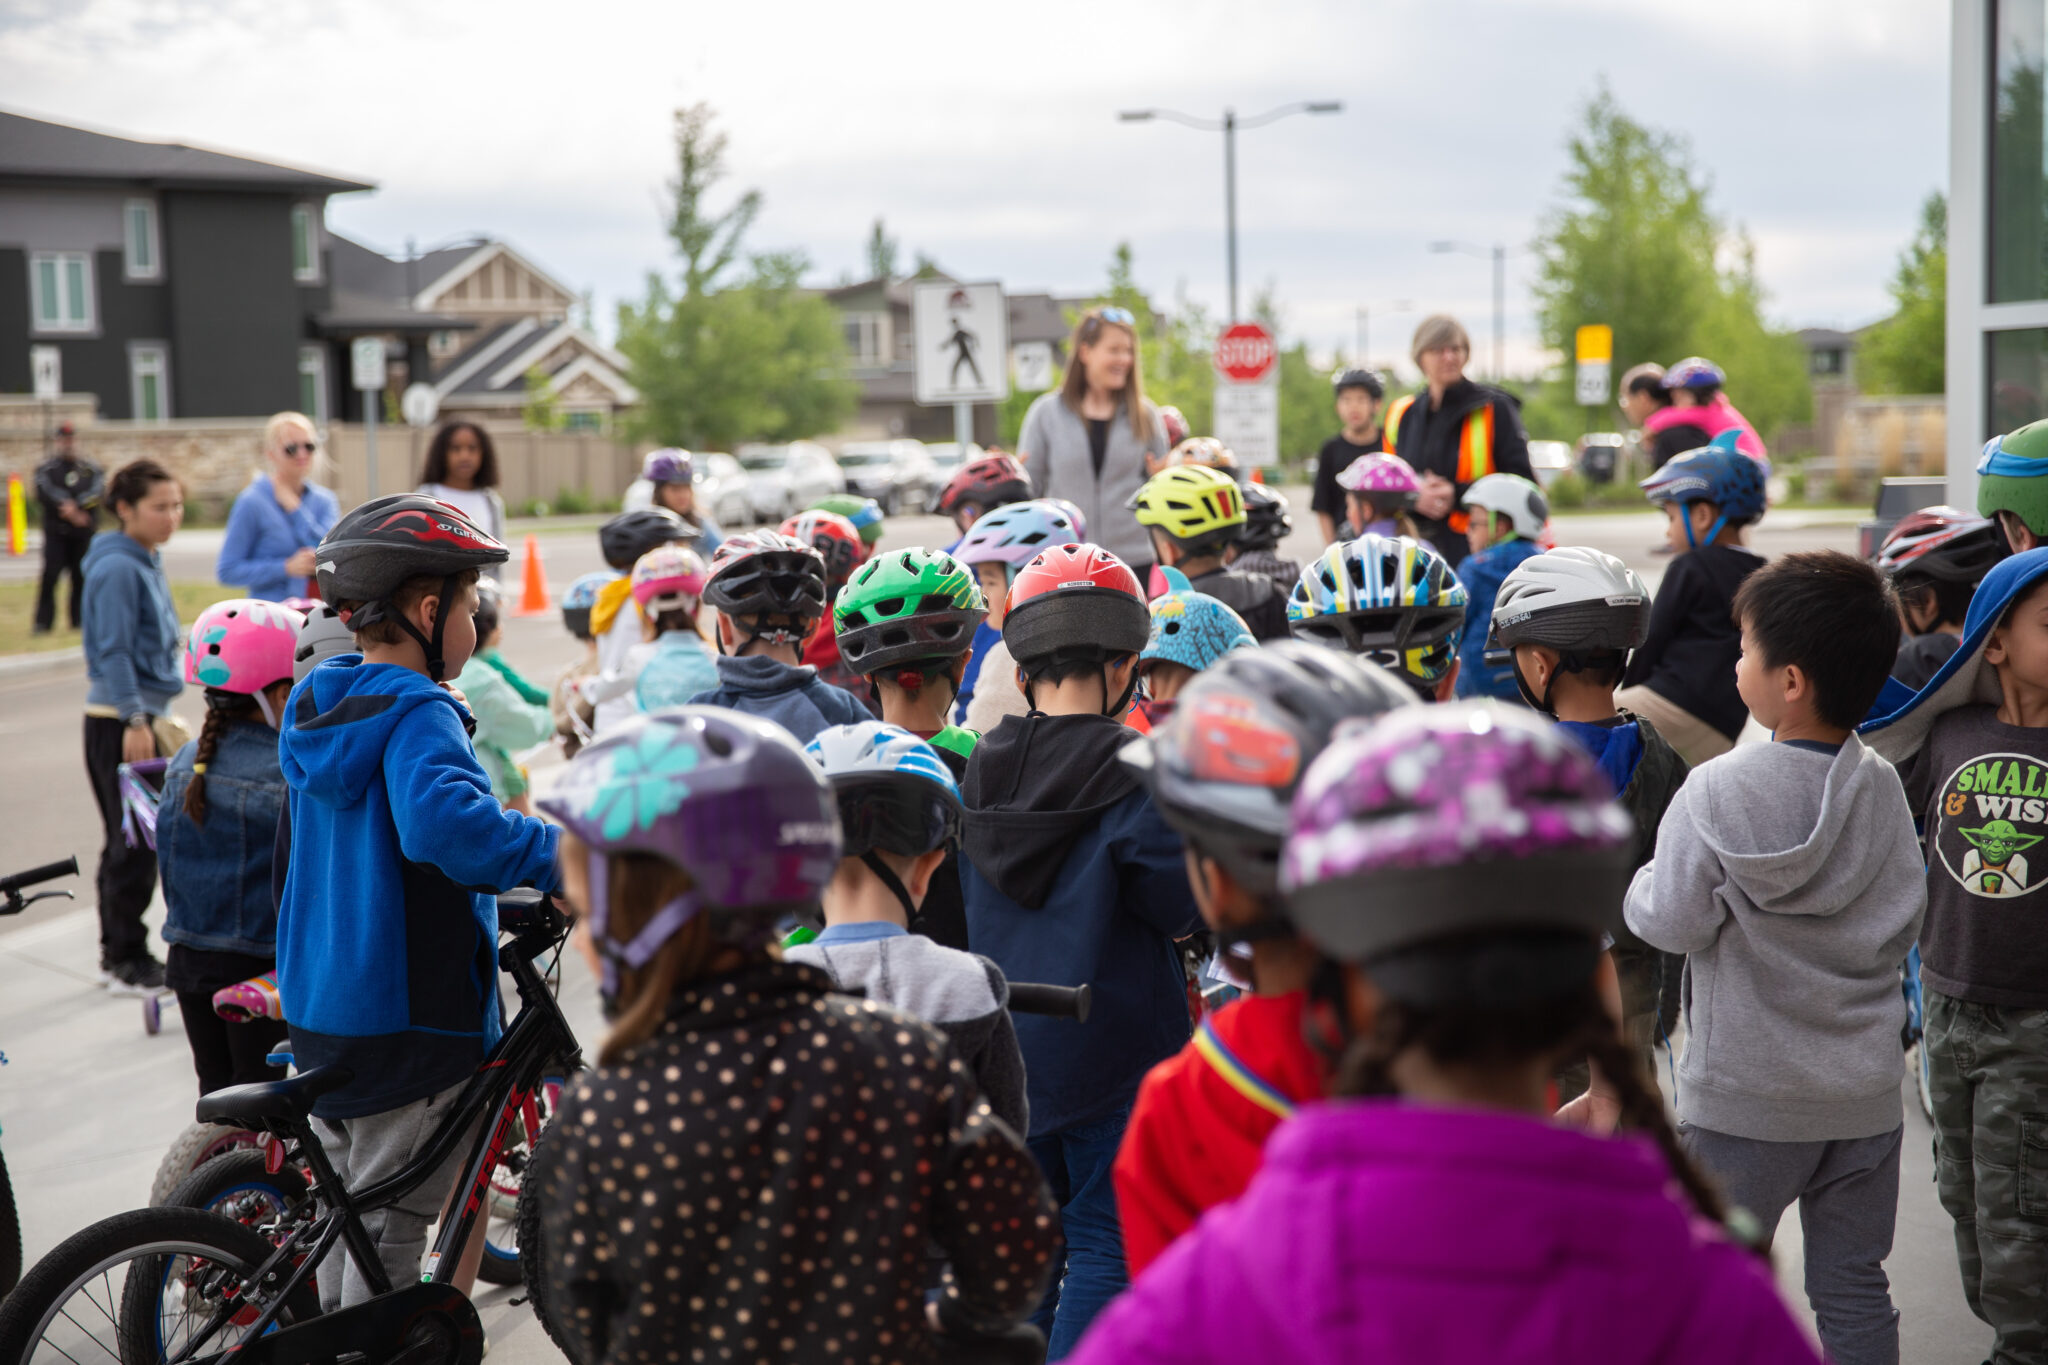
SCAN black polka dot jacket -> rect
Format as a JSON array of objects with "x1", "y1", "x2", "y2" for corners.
[{"x1": 538, "y1": 961, "x2": 1061, "y2": 1364}]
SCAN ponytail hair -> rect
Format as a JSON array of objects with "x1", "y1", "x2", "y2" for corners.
[
  {"x1": 182, "y1": 689, "x2": 259, "y2": 824},
  {"x1": 1327, "y1": 965, "x2": 1740, "y2": 1244}
]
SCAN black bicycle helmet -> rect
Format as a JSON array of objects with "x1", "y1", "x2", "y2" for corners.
[
  {"x1": 599, "y1": 507, "x2": 688, "y2": 570},
  {"x1": 1121, "y1": 641, "x2": 1415, "y2": 899},
  {"x1": 1332, "y1": 367, "x2": 1385, "y2": 399},
  {"x1": 702, "y1": 530, "x2": 830, "y2": 649},
  {"x1": 314, "y1": 493, "x2": 508, "y2": 680},
  {"x1": 1236, "y1": 482, "x2": 1293, "y2": 552}
]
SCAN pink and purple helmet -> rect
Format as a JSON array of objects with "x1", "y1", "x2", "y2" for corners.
[
  {"x1": 641, "y1": 448, "x2": 693, "y2": 486},
  {"x1": 955, "y1": 499, "x2": 1081, "y2": 576},
  {"x1": 1046, "y1": 497, "x2": 1088, "y2": 541},
  {"x1": 1280, "y1": 703, "x2": 1633, "y2": 974},
  {"x1": 537, "y1": 707, "x2": 841, "y2": 990},
  {"x1": 630, "y1": 545, "x2": 709, "y2": 617},
  {"x1": 1335, "y1": 453, "x2": 1420, "y2": 500},
  {"x1": 185, "y1": 599, "x2": 306, "y2": 693}
]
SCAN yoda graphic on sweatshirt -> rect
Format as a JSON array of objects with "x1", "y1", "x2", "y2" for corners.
[{"x1": 1957, "y1": 818, "x2": 2044, "y2": 898}]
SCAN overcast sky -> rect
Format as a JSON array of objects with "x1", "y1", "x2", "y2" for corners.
[{"x1": 1, "y1": 0, "x2": 1947, "y2": 379}]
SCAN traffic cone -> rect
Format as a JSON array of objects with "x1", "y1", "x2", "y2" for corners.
[
  {"x1": 6, "y1": 475, "x2": 25, "y2": 556},
  {"x1": 513, "y1": 534, "x2": 551, "y2": 616},
  {"x1": 1249, "y1": 466, "x2": 1265, "y2": 485}
]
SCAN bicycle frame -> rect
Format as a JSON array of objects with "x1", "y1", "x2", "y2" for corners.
[{"x1": 170, "y1": 905, "x2": 582, "y2": 1362}]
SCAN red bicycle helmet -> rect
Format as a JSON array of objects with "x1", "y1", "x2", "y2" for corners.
[
  {"x1": 1875, "y1": 506, "x2": 2008, "y2": 585},
  {"x1": 314, "y1": 493, "x2": 509, "y2": 680},
  {"x1": 778, "y1": 509, "x2": 865, "y2": 589},
  {"x1": 1002, "y1": 544, "x2": 1149, "y2": 666},
  {"x1": 938, "y1": 454, "x2": 1032, "y2": 516},
  {"x1": 1159, "y1": 405, "x2": 1191, "y2": 448}
]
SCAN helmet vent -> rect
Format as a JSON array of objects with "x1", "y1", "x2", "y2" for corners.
[
  {"x1": 703, "y1": 728, "x2": 734, "y2": 758},
  {"x1": 875, "y1": 596, "x2": 906, "y2": 617}
]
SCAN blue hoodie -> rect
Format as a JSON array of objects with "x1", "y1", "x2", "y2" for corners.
[
  {"x1": 1453, "y1": 536, "x2": 1543, "y2": 702},
  {"x1": 687, "y1": 652, "x2": 870, "y2": 746},
  {"x1": 277, "y1": 655, "x2": 560, "y2": 1119},
  {"x1": 82, "y1": 530, "x2": 183, "y2": 721}
]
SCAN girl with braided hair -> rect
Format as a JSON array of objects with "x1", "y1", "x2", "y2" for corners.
[
  {"x1": 156, "y1": 599, "x2": 303, "y2": 1095},
  {"x1": 1070, "y1": 704, "x2": 1820, "y2": 1365}
]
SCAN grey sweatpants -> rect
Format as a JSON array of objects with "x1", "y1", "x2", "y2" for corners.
[
  {"x1": 313, "y1": 1080, "x2": 481, "y2": 1310},
  {"x1": 1680, "y1": 1122, "x2": 1903, "y2": 1365}
]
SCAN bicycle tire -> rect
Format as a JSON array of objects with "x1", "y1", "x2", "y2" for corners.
[
  {"x1": 477, "y1": 1076, "x2": 565, "y2": 1287},
  {"x1": 0, "y1": 1146, "x2": 20, "y2": 1300},
  {"x1": 514, "y1": 1122, "x2": 579, "y2": 1363},
  {"x1": 163, "y1": 1148, "x2": 309, "y2": 1232},
  {"x1": 0, "y1": 1206, "x2": 319, "y2": 1364},
  {"x1": 148, "y1": 1122, "x2": 262, "y2": 1207}
]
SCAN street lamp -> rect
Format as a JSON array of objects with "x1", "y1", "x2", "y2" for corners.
[
  {"x1": 1430, "y1": 240, "x2": 1508, "y2": 381},
  {"x1": 1120, "y1": 101, "x2": 1343, "y2": 324}
]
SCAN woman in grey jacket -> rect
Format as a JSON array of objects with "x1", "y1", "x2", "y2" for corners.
[{"x1": 1018, "y1": 307, "x2": 1169, "y2": 573}]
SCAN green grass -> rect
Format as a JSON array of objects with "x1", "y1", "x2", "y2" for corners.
[{"x1": 0, "y1": 579, "x2": 243, "y2": 656}]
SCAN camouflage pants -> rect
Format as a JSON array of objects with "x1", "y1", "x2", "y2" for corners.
[{"x1": 1925, "y1": 989, "x2": 2048, "y2": 1365}]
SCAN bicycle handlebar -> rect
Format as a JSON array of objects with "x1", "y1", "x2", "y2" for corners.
[
  {"x1": 1007, "y1": 982, "x2": 1090, "y2": 1023},
  {"x1": 1, "y1": 857, "x2": 79, "y2": 899}
]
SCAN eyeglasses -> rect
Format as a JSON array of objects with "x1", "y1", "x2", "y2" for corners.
[
  {"x1": 282, "y1": 442, "x2": 318, "y2": 456},
  {"x1": 1097, "y1": 307, "x2": 1136, "y2": 326}
]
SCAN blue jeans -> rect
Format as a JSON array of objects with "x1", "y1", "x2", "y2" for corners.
[{"x1": 1028, "y1": 1105, "x2": 1132, "y2": 1361}]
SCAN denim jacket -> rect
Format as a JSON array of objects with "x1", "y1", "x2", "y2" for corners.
[{"x1": 159, "y1": 721, "x2": 288, "y2": 957}]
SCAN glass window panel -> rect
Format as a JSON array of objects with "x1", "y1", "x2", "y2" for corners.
[
  {"x1": 291, "y1": 207, "x2": 312, "y2": 277},
  {"x1": 1992, "y1": 1, "x2": 2048, "y2": 301},
  {"x1": 1989, "y1": 327, "x2": 2048, "y2": 435},
  {"x1": 127, "y1": 203, "x2": 154, "y2": 273},
  {"x1": 138, "y1": 371, "x2": 160, "y2": 421},
  {"x1": 63, "y1": 258, "x2": 87, "y2": 323},
  {"x1": 35, "y1": 258, "x2": 58, "y2": 323}
]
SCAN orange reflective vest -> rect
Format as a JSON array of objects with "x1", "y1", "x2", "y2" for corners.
[{"x1": 1382, "y1": 394, "x2": 1496, "y2": 532}]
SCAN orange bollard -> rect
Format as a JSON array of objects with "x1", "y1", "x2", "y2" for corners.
[{"x1": 513, "y1": 534, "x2": 551, "y2": 615}]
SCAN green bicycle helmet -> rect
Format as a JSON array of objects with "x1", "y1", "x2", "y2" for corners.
[
  {"x1": 1977, "y1": 419, "x2": 2048, "y2": 539},
  {"x1": 807, "y1": 493, "x2": 887, "y2": 547},
  {"x1": 833, "y1": 547, "x2": 988, "y2": 675}
]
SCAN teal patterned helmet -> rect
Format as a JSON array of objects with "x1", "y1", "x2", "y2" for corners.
[
  {"x1": 1141, "y1": 566, "x2": 1255, "y2": 675},
  {"x1": 1287, "y1": 534, "x2": 1467, "y2": 696}
]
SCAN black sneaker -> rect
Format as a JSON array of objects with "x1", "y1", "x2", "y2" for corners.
[{"x1": 105, "y1": 955, "x2": 166, "y2": 996}]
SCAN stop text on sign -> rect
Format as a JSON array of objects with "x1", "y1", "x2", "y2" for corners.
[{"x1": 1214, "y1": 323, "x2": 1276, "y2": 383}]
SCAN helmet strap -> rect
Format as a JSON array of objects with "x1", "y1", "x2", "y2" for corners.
[
  {"x1": 1103, "y1": 658, "x2": 1137, "y2": 719},
  {"x1": 1702, "y1": 512, "x2": 1730, "y2": 546},
  {"x1": 860, "y1": 850, "x2": 919, "y2": 922}
]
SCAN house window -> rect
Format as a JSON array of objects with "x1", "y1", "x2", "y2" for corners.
[
  {"x1": 30, "y1": 251, "x2": 94, "y2": 333},
  {"x1": 129, "y1": 344, "x2": 170, "y2": 422},
  {"x1": 1811, "y1": 349, "x2": 1844, "y2": 376},
  {"x1": 564, "y1": 411, "x2": 603, "y2": 432},
  {"x1": 841, "y1": 312, "x2": 886, "y2": 366},
  {"x1": 291, "y1": 204, "x2": 319, "y2": 281},
  {"x1": 124, "y1": 200, "x2": 161, "y2": 281},
  {"x1": 298, "y1": 346, "x2": 329, "y2": 423}
]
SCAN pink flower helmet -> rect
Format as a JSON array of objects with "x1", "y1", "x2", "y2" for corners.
[
  {"x1": 630, "y1": 545, "x2": 710, "y2": 617},
  {"x1": 1335, "y1": 453, "x2": 1420, "y2": 499},
  {"x1": 185, "y1": 599, "x2": 306, "y2": 693}
]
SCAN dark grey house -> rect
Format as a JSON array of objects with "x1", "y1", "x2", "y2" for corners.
[{"x1": 0, "y1": 109, "x2": 419, "y2": 421}]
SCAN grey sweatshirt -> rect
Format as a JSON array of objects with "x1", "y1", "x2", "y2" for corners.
[
  {"x1": 1019, "y1": 391, "x2": 1169, "y2": 568},
  {"x1": 1623, "y1": 735, "x2": 1926, "y2": 1142},
  {"x1": 785, "y1": 929, "x2": 1029, "y2": 1136}
]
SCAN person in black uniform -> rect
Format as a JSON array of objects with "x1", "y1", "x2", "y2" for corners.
[
  {"x1": 34, "y1": 422, "x2": 104, "y2": 633},
  {"x1": 1311, "y1": 368, "x2": 1385, "y2": 544}
]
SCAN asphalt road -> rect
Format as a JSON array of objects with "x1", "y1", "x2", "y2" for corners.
[{"x1": 1, "y1": 495, "x2": 1991, "y2": 1362}]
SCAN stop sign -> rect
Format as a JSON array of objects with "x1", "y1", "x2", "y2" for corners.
[{"x1": 1214, "y1": 323, "x2": 1277, "y2": 383}]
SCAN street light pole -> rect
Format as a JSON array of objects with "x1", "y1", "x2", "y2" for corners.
[
  {"x1": 1120, "y1": 101, "x2": 1341, "y2": 326},
  {"x1": 1430, "y1": 240, "x2": 1509, "y2": 380}
]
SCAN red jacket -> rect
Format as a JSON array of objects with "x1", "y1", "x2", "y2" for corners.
[{"x1": 1112, "y1": 989, "x2": 1325, "y2": 1278}]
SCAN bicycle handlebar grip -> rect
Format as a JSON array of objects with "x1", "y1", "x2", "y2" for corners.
[
  {"x1": 0, "y1": 856, "x2": 80, "y2": 897},
  {"x1": 1006, "y1": 982, "x2": 1091, "y2": 1023}
]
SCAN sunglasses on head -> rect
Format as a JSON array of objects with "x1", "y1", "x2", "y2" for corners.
[
  {"x1": 1096, "y1": 307, "x2": 1136, "y2": 326},
  {"x1": 282, "y1": 442, "x2": 317, "y2": 456}
]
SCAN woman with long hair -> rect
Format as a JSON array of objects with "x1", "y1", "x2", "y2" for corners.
[
  {"x1": 417, "y1": 421, "x2": 507, "y2": 569},
  {"x1": 216, "y1": 412, "x2": 340, "y2": 600},
  {"x1": 1017, "y1": 307, "x2": 1169, "y2": 576}
]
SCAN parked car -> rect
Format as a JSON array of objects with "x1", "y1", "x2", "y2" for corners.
[
  {"x1": 837, "y1": 440, "x2": 936, "y2": 514},
  {"x1": 1577, "y1": 432, "x2": 1627, "y2": 485},
  {"x1": 924, "y1": 442, "x2": 983, "y2": 479},
  {"x1": 1526, "y1": 440, "x2": 1573, "y2": 490},
  {"x1": 621, "y1": 452, "x2": 752, "y2": 525},
  {"x1": 736, "y1": 441, "x2": 844, "y2": 522}
]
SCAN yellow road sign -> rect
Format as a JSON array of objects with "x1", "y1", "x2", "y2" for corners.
[{"x1": 1575, "y1": 324, "x2": 1613, "y2": 364}]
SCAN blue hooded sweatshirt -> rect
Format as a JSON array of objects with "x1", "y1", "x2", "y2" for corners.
[
  {"x1": 686, "y1": 652, "x2": 870, "y2": 746},
  {"x1": 1454, "y1": 536, "x2": 1544, "y2": 702},
  {"x1": 959, "y1": 712, "x2": 1201, "y2": 1137},
  {"x1": 82, "y1": 530, "x2": 183, "y2": 721},
  {"x1": 277, "y1": 655, "x2": 560, "y2": 1119}
]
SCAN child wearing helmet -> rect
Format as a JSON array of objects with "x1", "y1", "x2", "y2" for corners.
[
  {"x1": 1111, "y1": 643, "x2": 1415, "y2": 1278},
  {"x1": 1135, "y1": 567, "x2": 1254, "y2": 725},
  {"x1": 1224, "y1": 482, "x2": 1299, "y2": 598},
  {"x1": 629, "y1": 448, "x2": 725, "y2": 551},
  {"x1": 1286, "y1": 533, "x2": 1469, "y2": 701},
  {"x1": 1875, "y1": 507, "x2": 2008, "y2": 690},
  {"x1": 1619, "y1": 431, "x2": 1769, "y2": 765},
  {"x1": 1334, "y1": 452, "x2": 1423, "y2": 541},
  {"x1": 951, "y1": 499, "x2": 1085, "y2": 730},
  {"x1": 1130, "y1": 464, "x2": 1290, "y2": 641},
  {"x1": 1643, "y1": 356, "x2": 1767, "y2": 466},
  {"x1": 957, "y1": 543, "x2": 1201, "y2": 1354},
  {"x1": 1629, "y1": 553, "x2": 1922, "y2": 1365},
  {"x1": 780, "y1": 508, "x2": 869, "y2": 695},
  {"x1": 937, "y1": 453, "x2": 1033, "y2": 539},
  {"x1": 806, "y1": 492, "x2": 886, "y2": 552},
  {"x1": 1072, "y1": 704, "x2": 1820, "y2": 1365},
  {"x1": 593, "y1": 507, "x2": 690, "y2": 687},
  {"x1": 157, "y1": 599, "x2": 304, "y2": 1095},
  {"x1": 1976, "y1": 417, "x2": 2048, "y2": 555},
  {"x1": 1311, "y1": 368, "x2": 1387, "y2": 544},
  {"x1": 787, "y1": 722, "x2": 1027, "y2": 1132},
  {"x1": 1452, "y1": 472, "x2": 1550, "y2": 703},
  {"x1": 449, "y1": 578, "x2": 553, "y2": 810},
  {"x1": 550, "y1": 571, "x2": 613, "y2": 758},
  {"x1": 687, "y1": 530, "x2": 870, "y2": 745},
  {"x1": 278, "y1": 494, "x2": 560, "y2": 1311},
  {"x1": 536, "y1": 708, "x2": 1057, "y2": 1364}
]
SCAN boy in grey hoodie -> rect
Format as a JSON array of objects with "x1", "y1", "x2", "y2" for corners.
[{"x1": 1625, "y1": 551, "x2": 1925, "y2": 1365}]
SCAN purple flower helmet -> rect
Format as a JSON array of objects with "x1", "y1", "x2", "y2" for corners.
[
  {"x1": 538, "y1": 706, "x2": 841, "y2": 989},
  {"x1": 1280, "y1": 703, "x2": 1633, "y2": 978}
]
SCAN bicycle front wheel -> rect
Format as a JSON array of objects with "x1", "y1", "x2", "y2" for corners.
[{"x1": 0, "y1": 1206, "x2": 320, "y2": 1365}]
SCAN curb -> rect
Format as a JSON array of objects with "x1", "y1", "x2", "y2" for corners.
[{"x1": 0, "y1": 645, "x2": 84, "y2": 677}]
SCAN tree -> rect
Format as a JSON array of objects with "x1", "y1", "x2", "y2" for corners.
[
  {"x1": 521, "y1": 365, "x2": 564, "y2": 432},
  {"x1": 865, "y1": 219, "x2": 898, "y2": 283},
  {"x1": 1859, "y1": 192, "x2": 1946, "y2": 396},
  {"x1": 1530, "y1": 85, "x2": 1810, "y2": 442},
  {"x1": 618, "y1": 105, "x2": 857, "y2": 449}
]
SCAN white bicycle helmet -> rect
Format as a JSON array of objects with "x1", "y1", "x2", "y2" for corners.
[
  {"x1": 293, "y1": 603, "x2": 357, "y2": 682},
  {"x1": 1485, "y1": 546, "x2": 1651, "y2": 713},
  {"x1": 1461, "y1": 473, "x2": 1549, "y2": 541}
]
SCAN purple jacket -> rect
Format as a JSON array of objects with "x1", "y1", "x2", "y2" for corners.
[{"x1": 1070, "y1": 1101, "x2": 1820, "y2": 1365}]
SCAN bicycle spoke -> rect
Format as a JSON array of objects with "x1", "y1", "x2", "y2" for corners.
[{"x1": 51, "y1": 1303, "x2": 117, "y2": 1363}]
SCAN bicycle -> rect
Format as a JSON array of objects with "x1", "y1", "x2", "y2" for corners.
[
  {"x1": 1, "y1": 856, "x2": 83, "y2": 1300},
  {"x1": 0, "y1": 887, "x2": 580, "y2": 1365}
]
